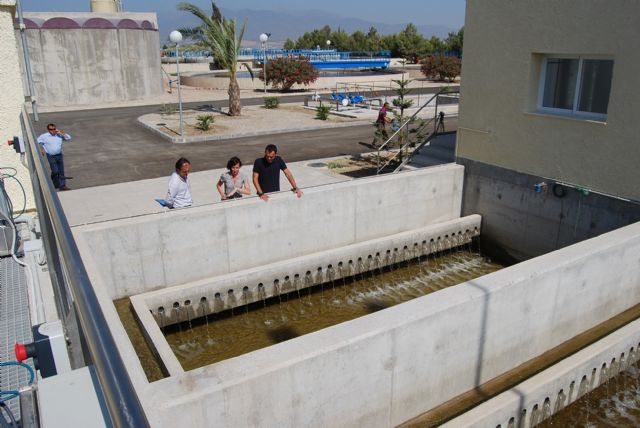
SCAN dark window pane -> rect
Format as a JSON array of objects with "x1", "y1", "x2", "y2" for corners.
[
  {"x1": 578, "y1": 59, "x2": 613, "y2": 114},
  {"x1": 542, "y1": 58, "x2": 578, "y2": 110}
]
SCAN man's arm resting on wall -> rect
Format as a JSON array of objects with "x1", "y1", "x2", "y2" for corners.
[
  {"x1": 253, "y1": 171, "x2": 268, "y2": 201},
  {"x1": 283, "y1": 168, "x2": 303, "y2": 198}
]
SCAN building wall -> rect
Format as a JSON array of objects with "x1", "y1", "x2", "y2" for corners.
[
  {"x1": 0, "y1": 1, "x2": 34, "y2": 213},
  {"x1": 458, "y1": 0, "x2": 640, "y2": 202},
  {"x1": 459, "y1": 158, "x2": 640, "y2": 262},
  {"x1": 16, "y1": 12, "x2": 162, "y2": 107}
]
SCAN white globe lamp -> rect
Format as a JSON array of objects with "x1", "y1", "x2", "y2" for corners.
[
  {"x1": 259, "y1": 33, "x2": 269, "y2": 93},
  {"x1": 169, "y1": 30, "x2": 184, "y2": 137},
  {"x1": 169, "y1": 30, "x2": 182, "y2": 44}
]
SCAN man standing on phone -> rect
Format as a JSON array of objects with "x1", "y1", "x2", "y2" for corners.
[{"x1": 37, "y1": 123, "x2": 72, "y2": 191}]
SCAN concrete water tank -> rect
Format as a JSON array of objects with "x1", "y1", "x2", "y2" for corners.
[{"x1": 90, "y1": 0, "x2": 117, "y2": 13}]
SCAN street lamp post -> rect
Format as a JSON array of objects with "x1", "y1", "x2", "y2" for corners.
[
  {"x1": 169, "y1": 30, "x2": 184, "y2": 137},
  {"x1": 326, "y1": 40, "x2": 331, "y2": 49},
  {"x1": 259, "y1": 33, "x2": 269, "y2": 94}
]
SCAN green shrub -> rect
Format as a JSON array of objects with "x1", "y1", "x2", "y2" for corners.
[
  {"x1": 195, "y1": 114, "x2": 214, "y2": 131},
  {"x1": 260, "y1": 57, "x2": 319, "y2": 91},
  {"x1": 316, "y1": 103, "x2": 331, "y2": 120},
  {"x1": 420, "y1": 54, "x2": 461, "y2": 82},
  {"x1": 263, "y1": 96, "x2": 280, "y2": 109},
  {"x1": 160, "y1": 103, "x2": 176, "y2": 115},
  {"x1": 327, "y1": 160, "x2": 348, "y2": 170}
]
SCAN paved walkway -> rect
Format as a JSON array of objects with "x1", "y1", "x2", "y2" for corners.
[{"x1": 60, "y1": 156, "x2": 356, "y2": 227}]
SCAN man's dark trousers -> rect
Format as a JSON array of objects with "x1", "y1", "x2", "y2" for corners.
[{"x1": 46, "y1": 153, "x2": 65, "y2": 189}]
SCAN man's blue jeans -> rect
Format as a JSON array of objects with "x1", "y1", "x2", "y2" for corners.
[{"x1": 46, "y1": 153, "x2": 65, "y2": 189}]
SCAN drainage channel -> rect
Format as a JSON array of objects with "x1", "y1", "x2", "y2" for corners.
[
  {"x1": 399, "y1": 303, "x2": 640, "y2": 428},
  {"x1": 163, "y1": 248, "x2": 501, "y2": 370}
]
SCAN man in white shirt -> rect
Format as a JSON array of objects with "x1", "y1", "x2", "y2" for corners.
[
  {"x1": 37, "y1": 123, "x2": 72, "y2": 190},
  {"x1": 165, "y1": 157, "x2": 192, "y2": 209}
]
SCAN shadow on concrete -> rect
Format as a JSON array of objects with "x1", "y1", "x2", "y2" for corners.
[
  {"x1": 363, "y1": 299, "x2": 392, "y2": 314},
  {"x1": 266, "y1": 325, "x2": 300, "y2": 344}
]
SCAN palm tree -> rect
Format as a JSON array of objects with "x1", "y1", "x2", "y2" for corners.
[{"x1": 177, "y1": 1, "x2": 246, "y2": 116}]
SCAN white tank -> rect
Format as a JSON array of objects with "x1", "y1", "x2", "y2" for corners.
[{"x1": 90, "y1": 0, "x2": 118, "y2": 13}]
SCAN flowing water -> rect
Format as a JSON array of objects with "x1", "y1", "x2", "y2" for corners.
[
  {"x1": 113, "y1": 245, "x2": 640, "y2": 426},
  {"x1": 539, "y1": 361, "x2": 640, "y2": 427},
  {"x1": 161, "y1": 249, "x2": 503, "y2": 371}
]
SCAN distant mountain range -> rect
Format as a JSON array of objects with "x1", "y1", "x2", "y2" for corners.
[{"x1": 157, "y1": 6, "x2": 456, "y2": 47}]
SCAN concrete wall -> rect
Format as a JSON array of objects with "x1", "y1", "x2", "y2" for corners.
[
  {"x1": 133, "y1": 216, "x2": 481, "y2": 332},
  {"x1": 123, "y1": 219, "x2": 640, "y2": 427},
  {"x1": 458, "y1": 0, "x2": 640, "y2": 201},
  {"x1": 16, "y1": 12, "x2": 162, "y2": 107},
  {"x1": 0, "y1": 1, "x2": 35, "y2": 213},
  {"x1": 73, "y1": 165, "x2": 464, "y2": 299},
  {"x1": 459, "y1": 158, "x2": 640, "y2": 262},
  {"x1": 444, "y1": 317, "x2": 640, "y2": 427}
]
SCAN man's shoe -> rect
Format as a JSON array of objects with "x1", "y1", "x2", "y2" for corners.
[{"x1": 60, "y1": 186, "x2": 71, "y2": 191}]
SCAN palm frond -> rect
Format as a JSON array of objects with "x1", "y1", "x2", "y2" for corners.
[
  {"x1": 177, "y1": 2, "x2": 214, "y2": 28},
  {"x1": 211, "y1": 1, "x2": 222, "y2": 22},
  {"x1": 240, "y1": 63, "x2": 254, "y2": 81}
]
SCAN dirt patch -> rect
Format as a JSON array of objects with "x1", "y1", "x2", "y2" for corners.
[
  {"x1": 142, "y1": 103, "x2": 361, "y2": 140},
  {"x1": 326, "y1": 154, "x2": 400, "y2": 178}
]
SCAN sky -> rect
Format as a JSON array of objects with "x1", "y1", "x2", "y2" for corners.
[{"x1": 21, "y1": 0, "x2": 466, "y2": 29}]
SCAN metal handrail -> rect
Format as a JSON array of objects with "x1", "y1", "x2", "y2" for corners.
[
  {"x1": 376, "y1": 88, "x2": 459, "y2": 174},
  {"x1": 20, "y1": 110, "x2": 149, "y2": 428},
  {"x1": 161, "y1": 67, "x2": 176, "y2": 94}
]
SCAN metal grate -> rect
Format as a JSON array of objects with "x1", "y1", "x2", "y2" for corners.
[{"x1": 0, "y1": 257, "x2": 34, "y2": 422}]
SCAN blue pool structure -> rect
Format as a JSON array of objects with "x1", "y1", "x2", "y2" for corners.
[{"x1": 164, "y1": 48, "x2": 392, "y2": 70}]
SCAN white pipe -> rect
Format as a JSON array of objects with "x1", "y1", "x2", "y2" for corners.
[{"x1": 90, "y1": 0, "x2": 118, "y2": 13}]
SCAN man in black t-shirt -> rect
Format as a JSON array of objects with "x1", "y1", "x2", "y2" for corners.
[{"x1": 253, "y1": 144, "x2": 304, "y2": 201}]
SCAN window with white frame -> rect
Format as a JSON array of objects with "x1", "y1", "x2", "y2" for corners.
[{"x1": 538, "y1": 56, "x2": 613, "y2": 119}]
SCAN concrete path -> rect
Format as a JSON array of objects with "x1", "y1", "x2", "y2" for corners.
[{"x1": 59, "y1": 156, "x2": 354, "y2": 227}]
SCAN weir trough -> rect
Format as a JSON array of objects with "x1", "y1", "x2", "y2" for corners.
[
  {"x1": 132, "y1": 216, "x2": 480, "y2": 329},
  {"x1": 70, "y1": 164, "x2": 640, "y2": 427}
]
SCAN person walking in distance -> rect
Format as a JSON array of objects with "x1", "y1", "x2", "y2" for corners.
[
  {"x1": 373, "y1": 102, "x2": 391, "y2": 147},
  {"x1": 253, "y1": 144, "x2": 303, "y2": 201},
  {"x1": 37, "y1": 123, "x2": 72, "y2": 190}
]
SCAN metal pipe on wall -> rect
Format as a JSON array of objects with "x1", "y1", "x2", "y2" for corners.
[{"x1": 16, "y1": 0, "x2": 38, "y2": 121}]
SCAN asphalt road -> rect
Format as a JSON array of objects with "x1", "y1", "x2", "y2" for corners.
[{"x1": 37, "y1": 87, "x2": 458, "y2": 189}]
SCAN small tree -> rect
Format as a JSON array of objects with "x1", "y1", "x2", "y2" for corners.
[
  {"x1": 177, "y1": 1, "x2": 247, "y2": 116},
  {"x1": 375, "y1": 62, "x2": 428, "y2": 157},
  {"x1": 315, "y1": 102, "x2": 331, "y2": 120},
  {"x1": 420, "y1": 54, "x2": 461, "y2": 82},
  {"x1": 389, "y1": 65, "x2": 414, "y2": 153},
  {"x1": 260, "y1": 57, "x2": 319, "y2": 92},
  {"x1": 445, "y1": 27, "x2": 464, "y2": 55}
]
